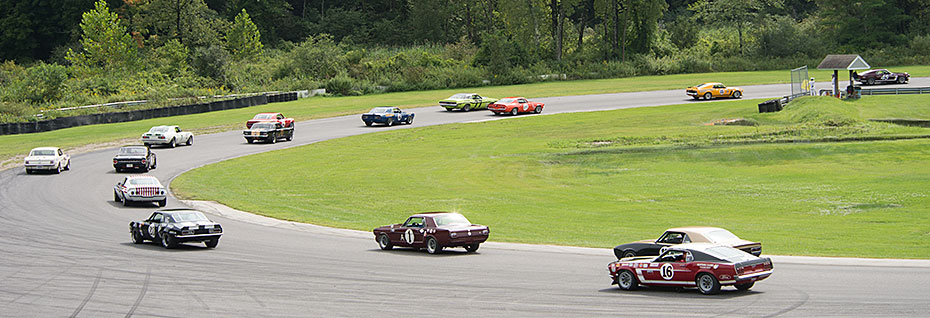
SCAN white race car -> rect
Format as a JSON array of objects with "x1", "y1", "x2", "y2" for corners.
[
  {"x1": 114, "y1": 175, "x2": 167, "y2": 207},
  {"x1": 141, "y1": 125, "x2": 193, "y2": 148},
  {"x1": 24, "y1": 147, "x2": 70, "y2": 174}
]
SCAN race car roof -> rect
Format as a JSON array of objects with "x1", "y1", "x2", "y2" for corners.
[{"x1": 31, "y1": 146, "x2": 60, "y2": 151}]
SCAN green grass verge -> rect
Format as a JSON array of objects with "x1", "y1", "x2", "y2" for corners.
[
  {"x1": 172, "y1": 94, "x2": 930, "y2": 258},
  {"x1": 4, "y1": 65, "x2": 930, "y2": 168}
]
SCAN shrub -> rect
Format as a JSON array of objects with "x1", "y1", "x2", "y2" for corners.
[
  {"x1": 191, "y1": 45, "x2": 230, "y2": 84},
  {"x1": 7, "y1": 62, "x2": 70, "y2": 104},
  {"x1": 325, "y1": 74, "x2": 355, "y2": 96}
]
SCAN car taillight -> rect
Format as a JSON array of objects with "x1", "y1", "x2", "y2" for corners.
[
  {"x1": 141, "y1": 160, "x2": 146, "y2": 164},
  {"x1": 113, "y1": 160, "x2": 117, "y2": 164}
]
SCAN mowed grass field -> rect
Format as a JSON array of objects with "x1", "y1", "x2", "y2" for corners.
[
  {"x1": 4, "y1": 65, "x2": 929, "y2": 168},
  {"x1": 172, "y1": 95, "x2": 930, "y2": 259}
]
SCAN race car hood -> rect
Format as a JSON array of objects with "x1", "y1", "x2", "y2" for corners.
[
  {"x1": 635, "y1": 239, "x2": 657, "y2": 244},
  {"x1": 614, "y1": 256, "x2": 655, "y2": 263},
  {"x1": 244, "y1": 127, "x2": 275, "y2": 132}
]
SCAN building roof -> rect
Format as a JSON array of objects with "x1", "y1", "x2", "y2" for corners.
[{"x1": 817, "y1": 54, "x2": 870, "y2": 70}]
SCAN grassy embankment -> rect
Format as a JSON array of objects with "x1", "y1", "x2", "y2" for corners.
[
  {"x1": 3, "y1": 65, "x2": 929, "y2": 168},
  {"x1": 173, "y1": 95, "x2": 930, "y2": 259}
]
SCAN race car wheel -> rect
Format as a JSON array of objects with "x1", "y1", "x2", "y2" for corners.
[
  {"x1": 131, "y1": 230, "x2": 144, "y2": 244},
  {"x1": 186, "y1": 136, "x2": 193, "y2": 146},
  {"x1": 407, "y1": 117, "x2": 413, "y2": 125},
  {"x1": 55, "y1": 163, "x2": 62, "y2": 174},
  {"x1": 161, "y1": 233, "x2": 178, "y2": 249},
  {"x1": 246, "y1": 138, "x2": 254, "y2": 144},
  {"x1": 64, "y1": 160, "x2": 70, "y2": 170},
  {"x1": 691, "y1": 96, "x2": 699, "y2": 100},
  {"x1": 158, "y1": 199, "x2": 166, "y2": 207},
  {"x1": 463, "y1": 104, "x2": 471, "y2": 112},
  {"x1": 510, "y1": 108, "x2": 519, "y2": 116},
  {"x1": 286, "y1": 131, "x2": 293, "y2": 141},
  {"x1": 445, "y1": 107, "x2": 452, "y2": 112},
  {"x1": 492, "y1": 112, "x2": 500, "y2": 115},
  {"x1": 622, "y1": 250, "x2": 636, "y2": 259},
  {"x1": 465, "y1": 243, "x2": 480, "y2": 253},
  {"x1": 735, "y1": 282, "x2": 754, "y2": 291},
  {"x1": 387, "y1": 118, "x2": 394, "y2": 126},
  {"x1": 169, "y1": 138, "x2": 176, "y2": 148},
  {"x1": 733, "y1": 91, "x2": 742, "y2": 99},
  {"x1": 696, "y1": 273, "x2": 721, "y2": 295},
  {"x1": 114, "y1": 191, "x2": 121, "y2": 202},
  {"x1": 897, "y1": 77, "x2": 906, "y2": 84},
  {"x1": 617, "y1": 270, "x2": 639, "y2": 291},
  {"x1": 365, "y1": 121, "x2": 373, "y2": 126},
  {"x1": 205, "y1": 238, "x2": 219, "y2": 248},
  {"x1": 122, "y1": 196, "x2": 130, "y2": 206},
  {"x1": 25, "y1": 169, "x2": 32, "y2": 174},
  {"x1": 534, "y1": 106, "x2": 542, "y2": 114},
  {"x1": 867, "y1": 78, "x2": 875, "y2": 85},
  {"x1": 378, "y1": 234, "x2": 393, "y2": 250},
  {"x1": 704, "y1": 92, "x2": 712, "y2": 100},
  {"x1": 426, "y1": 237, "x2": 442, "y2": 254},
  {"x1": 269, "y1": 135, "x2": 277, "y2": 144}
]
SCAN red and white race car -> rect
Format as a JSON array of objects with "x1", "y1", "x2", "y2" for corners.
[
  {"x1": 608, "y1": 243, "x2": 773, "y2": 295},
  {"x1": 488, "y1": 97, "x2": 544, "y2": 115},
  {"x1": 247, "y1": 112, "x2": 294, "y2": 129}
]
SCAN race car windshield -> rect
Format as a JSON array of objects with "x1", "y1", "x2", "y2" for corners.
[
  {"x1": 129, "y1": 178, "x2": 158, "y2": 185},
  {"x1": 705, "y1": 229, "x2": 740, "y2": 243},
  {"x1": 171, "y1": 211, "x2": 209, "y2": 222},
  {"x1": 254, "y1": 114, "x2": 274, "y2": 119},
  {"x1": 434, "y1": 214, "x2": 470, "y2": 226},
  {"x1": 704, "y1": 246, "x2": 755, "y2": 263},
  {"x1": 449, "y1": 94, "x2": 471, "y2": 99},
  {"x1": 119, "y1": 147, "x2": 146, "y2": 154},
  {"x1": 370, "y1": 107, "x2": 392, "y2": 113},
  {"x1": 498, "y1": 98, "x2": 516, "y2": 104},
  {"x1": 30, "y1": 150, "x2": 55, "y2": 156},
  {"x1": 149, "y1": 127, "x2": 169, "y2": 133},
  {"x1": 251, "y1": 123, "x2": 275, "y2": 129}
]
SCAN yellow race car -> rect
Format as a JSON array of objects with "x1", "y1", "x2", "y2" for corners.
[{"x1": 686, "y1": 82, "x2": 743, "y2": 100}]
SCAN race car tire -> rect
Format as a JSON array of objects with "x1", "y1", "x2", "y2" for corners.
[
  {"x1": 735, "y1": 282, "x2": 754, "y2": 291},
  {"x1": 64, "y1": 160, "x2": 70, "y2": 170},
  {"x1": 510, "y1": 108, "x2": 519, "y2": 116},
  {"x1": 691, "y1": 96, "x2": 699, "y2": 100},
  {"x1": 534, "y1": 106, "x2": 543, "y2": 114},
  {"x1": 122, "y1": 197, "x2": 130, "y2": 206},
  {"x1": 365, "y1": 121, "x2": 373, "y2": 126},
  {"x1": 161, "y1": 233, "x2": 178, "y2": 249},
  {"x1": 704, "y1": 92, "x2": 712, "y2": 100},
  {"x1": 492, "y1": 112, "x2": 500, "y2": 115},
  {"x1": 622, "y1": 250, "x2": 636, "y2": 259},
  {"x1": 867, "y1": 78, "x2": 875, "y2": 85},
  {"x1": 426, "y1": 237, "x2": 442, "y2": 254},
  {"x1": 387, "y1": 118, "x2": 394, "y2": 126},
  {"x1": 445, "y1": 107, "x2": 452, "y2": 112},
  {"x1": 141, "y1": 165, "x2": 149, "y2": 172},
  {"x1": 158, "y1": 199, "x2": 167, "y2": 207},
  {"x1": 286, "y1": 131, "x2": 293, "y2": 141},
  {"x1": 246, "y1": 138, "x2": 254, "y2": 144},
  {"x1": 131, "y1": 230, "x2": 144, "y2": 244},
  {"x1": 378, "y1": 234, "x2": 393, "y2": 250},
  {"x1": 55, "y1": 163, "x2": 61, "y2": 174},
  {"x1": 463, "y1": 104, "x2": 471, "y2": 112},
  {"x1": 407, "y1": 117, "x2": 414, "y2": 125},
  {"x1": 169, "y1": 138, "x2": 176, "y2": 148},
  {"x1": 617, "y1": 270, "x2": 639, "y2": 291},
  {"x1": 733, "y1": 91, "x2": 742, "y2": 99},
  {"x1": 25, "y1": 169, "x2": 32, "y2": 174},
  {"x1": 205, "y1": 238, "x2": 219, "y2": 248},
  {"x1": 897, "y1": 77, "x2": 906, "y2": 84},
  {"x1": 186, "y1": 136, "x2": 193, "y2": 146},
  {"x1": 269, "y1": 135, "x2": 277, "y2": 144},
  {"x1": 697, "y1": 273, "x2": 721, "y2": 295},
  {"x1": 465, "y1": 243, "x2": 480, "y2": 253},
  {"x1": 114, "y1": 191, "x2": 121, "y2": 202}
]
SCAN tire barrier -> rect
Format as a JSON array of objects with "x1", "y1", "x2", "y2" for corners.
[
  {"x1": 0, "y1": 92, "x2": 299, "y2": 136},
  {"x1": 757, "y1": 99, "x2": 784, "y2": 113}
]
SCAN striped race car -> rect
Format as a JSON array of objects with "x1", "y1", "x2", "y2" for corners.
[
  {"x1": 686, "y1": 83, "x2": 743, "y2": 100},
  {"x1": 609, "y1": 243, "x2": 773, "y2": 295},
  {"x1": 113, "y1": 175, "x2": 167, "y2": 207}
]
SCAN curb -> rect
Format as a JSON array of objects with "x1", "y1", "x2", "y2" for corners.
[{"x1": 183, "y1": 200, "x2": 930, "y2": 267}]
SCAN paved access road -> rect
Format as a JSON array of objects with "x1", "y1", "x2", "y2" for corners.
[{"x1": 2, "y1": 80, "x2": 930, "y2": 317}]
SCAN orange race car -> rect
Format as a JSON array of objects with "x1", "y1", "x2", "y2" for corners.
[{"x1": 686, "y1": 83, "x2": 743, "y2": 100}]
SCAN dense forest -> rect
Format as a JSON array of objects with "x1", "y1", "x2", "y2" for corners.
[{"x1": 1, "y1": 0, "x2": 929, "y2": 122}]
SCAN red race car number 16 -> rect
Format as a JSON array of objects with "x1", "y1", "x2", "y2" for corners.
[{"x1": 661, "y1": 263, "x2": 674, "y2": 280}]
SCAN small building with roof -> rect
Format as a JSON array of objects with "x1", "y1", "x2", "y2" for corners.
[{"x1": 817, "y1": 54, "x2": 870, "y2": 97}]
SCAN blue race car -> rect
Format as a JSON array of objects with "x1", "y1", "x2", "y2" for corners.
[{"x1": 362, "y1": 107, "x2": 414, "y2": 126}]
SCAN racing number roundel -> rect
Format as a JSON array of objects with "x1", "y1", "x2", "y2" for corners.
[
  {"x1": 403, "y1": 228, "x2": 415, "y2": 244},
  {"x1": 660, "y1": 263, "x2": 674, "y2": 280}
]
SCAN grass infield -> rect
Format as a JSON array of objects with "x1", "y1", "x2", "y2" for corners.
[
  {"x1": 172, "y1": 95, "x2": 930, "y2": 259},
  {"x1": 4, "y1": 65, "x2": 930, "y2": 168}
]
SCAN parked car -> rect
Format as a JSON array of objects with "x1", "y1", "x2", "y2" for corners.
[
  {"x1": 247, "y1": 112, "x2": 294, "y2": 129},
  {"x1": 24, "y1": 147, "x2": 70, "y2": 174},
  {"x1": 439, "y1": 93, "x2": 498, "y2": 112},
  {"x1": 113, "y1": 146, "x2": 156, "y2": 172},
  {"x1": 686, "y1": 83, "x2": 743, "y2": 100},
  {"x1": 113, "y1": 175, "x2": 167, "y2": 207},
  {"x1": 613, "y1": 227, "x2": 761, "y2": 259},
  {"x1": 362, "y1": 107, "x2": 414, "y2": 126},
  {"x1": 130, "y1": 208, "x2": 223, "y2": 249},
  {"x1": 855, "y1": 69, "x2": 909, "y2": 85},
  {"x1": 608, "y1": 243, "x2": 773, "y2": 295},
  {"x1": 488, "y1": 97, "x2": 545, "y2": 115},
  {"x1": 243, "y1": 121, "x2": 294, "y2": 143},
  {"x1": 372, "y1": 212, "x2": 489, "y2": 254},
  {"x1": 141, "y1": 125, "x2": 193, "y2": 148}
]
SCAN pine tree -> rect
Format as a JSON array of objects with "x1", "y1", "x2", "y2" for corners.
[
  {"x1": 65, "y1": 0, "x2": 138, "y2": 75},
  {"x1": 226, "y1": 9, "x2": 263, "y2": 60}
]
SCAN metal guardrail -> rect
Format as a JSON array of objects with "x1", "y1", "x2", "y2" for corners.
[{"x1": 860, "y1": 87, "x2": 930, "y2": 95}]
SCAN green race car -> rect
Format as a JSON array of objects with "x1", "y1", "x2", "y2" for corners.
[{"x1": 439, "y1": 93, "x2": 498, "y2": 112}]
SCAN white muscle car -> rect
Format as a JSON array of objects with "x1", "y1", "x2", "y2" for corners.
[
  {"x1": 141, "y1": 125, "x2": 193, "y2": 148},
  {"x1": 114, "y1": 175, "x2": 167, "y2": 207},
  {"x1": 24, "y1": 147, "x2": 70, "y2": 174}
]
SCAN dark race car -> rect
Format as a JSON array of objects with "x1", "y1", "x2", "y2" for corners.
[
  {"x1": 608, "y1": 243, "x2": 774, "y2": 295},
  {"x1": 613, "y1": 226, "x2": 761, "y2": 259},
  {"x1": 372, "y1": 212, "x2": 489, "y2": 254},
  {"x1": 243, "y1": 121, "x2": 294, "y2": 144},
  {"x1": 113, "y1": 145, "x2": 156, "y2": 172},
  {"x1": 130, "y1": 208, "x2": 223, "y2": 249},
  {"x1": 362, "y1": 107, "x2": 414, "y2": 126},
  {"x1": 855, "y1": 69, "x2": 909, "y2": 85}
]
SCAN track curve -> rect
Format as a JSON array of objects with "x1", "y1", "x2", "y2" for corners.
[{"x1": 3, "y1": 81, "x2": 930, "y2": 317}]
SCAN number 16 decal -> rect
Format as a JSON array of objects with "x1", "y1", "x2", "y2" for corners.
[{"x1": 661, "y1": 263, "x2": 674, "y2": 280}]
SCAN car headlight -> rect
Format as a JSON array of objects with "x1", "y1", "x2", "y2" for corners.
[
  {"x1": 482, "y1": 229, "x2": 489, "y2": 235},
  {"x1": 450, "y1": 232, "x2": 457, "y2": 238}
]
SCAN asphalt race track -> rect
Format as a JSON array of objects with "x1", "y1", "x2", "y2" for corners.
[{"x1": 3, "y1": 80, "x2": 930, "y2": 317}]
